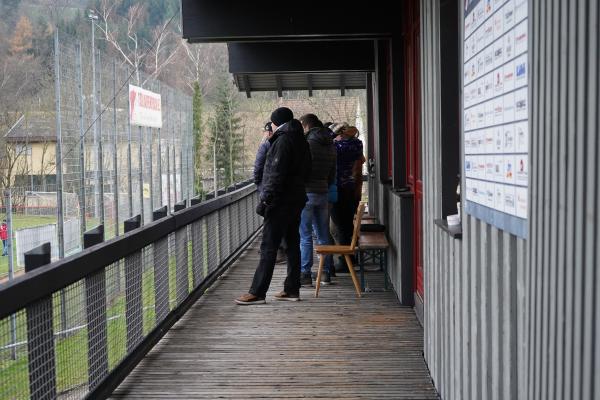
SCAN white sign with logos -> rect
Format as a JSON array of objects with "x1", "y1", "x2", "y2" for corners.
[
  {"x1": 463, "y1": 0, "x2": 529, "y2": 238},
  {"x1": 129, "y1": 85, "x2": 162, "y2": 128}
]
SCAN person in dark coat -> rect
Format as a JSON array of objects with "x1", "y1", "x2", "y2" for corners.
[
  {"x1": 253, "y1": 122, "x2": 273, "y2": 193},
  {"x1": 253, "y1": 122, "x2": 286, "y2": 263},
  {"x1": 298, "y1": 114, "x2": 336, "y2": 286},
  {"x1": 236, "y1": 107, "x2": 312, "y2": 305}
]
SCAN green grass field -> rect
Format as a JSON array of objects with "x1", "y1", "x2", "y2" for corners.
[
  {"x1": 0, "y1": 266, "x2": 160, "y2": 398},
  {"x1": 0, "y1": 215, "x2": 119, "y2": 279},
  {"x1": 0, "y1": 215, "x2": 57, "y2": 278},
  {"x1": 0, "y1": 216, "x2": 214, "y2": 397}
]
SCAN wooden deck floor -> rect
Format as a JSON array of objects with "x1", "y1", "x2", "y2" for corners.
[{"x1": 111, "y1": 236, "x2": 438, "y2": 399}]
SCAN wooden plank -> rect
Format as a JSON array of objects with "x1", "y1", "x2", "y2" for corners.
[{"x1": 111, "y1": 236, "x2": 439, "y2": 399}]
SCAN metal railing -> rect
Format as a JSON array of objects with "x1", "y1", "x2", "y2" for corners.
[{"x1": 0, "y1": 180, "x2": 261, "y2": 400}]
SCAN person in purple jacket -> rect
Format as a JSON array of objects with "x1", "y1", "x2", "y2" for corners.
[{"x1": 330, "y1": 125, "x2": 365, "y2": 273}]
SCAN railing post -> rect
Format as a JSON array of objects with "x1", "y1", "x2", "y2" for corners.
[
  {"x1": 83, "y1": 224, "x2": 108, "y2": 390},
  {"x1": 189, "y1": 197, "x2": 203, "y2": 288},
  {"x1": 230, "y1": 198, "x2": 240, "y2": 250},
  {"x1": 207, "y1": 210, "x2": 218, "y2": 275},
  {"x1": 242, "y1": 195, "x2": 249, "y2": 243},
  {"x1": 218, "y1": 201, "x2": 230, "y2": 262},
  {"x1": 174, "y1": 200, "x2": 189, "y2": 304},
  {"x1": 254, "y1": 191, "x2": 260, "y2": 231},
  {"x1": 152, "y1": 206, "x2": 170, "y2": 322},
  {"x1": 123, "y1": 215, "x2": 142, "y2": 352},
  {"x1": 25, "y1": 243, "x2": 56, "y2": 400}
]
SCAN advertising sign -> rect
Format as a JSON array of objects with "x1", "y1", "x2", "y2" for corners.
[{"x1": 129, "y1": 84, "x2": 162, "y2": 128}]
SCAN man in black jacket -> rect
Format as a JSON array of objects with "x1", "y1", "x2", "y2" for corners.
[
  {"x1": 236, "y1": 107, "x2": 311, "y2": 305},
  {"x1": 253, "y1": 121, "x2": 286, "y2": 263},
  {"x1": 298, "y1": 114, "x2": 336, "y2": 286}
]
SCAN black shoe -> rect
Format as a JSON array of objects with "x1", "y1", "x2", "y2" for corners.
[
  {"x1": 320, "y1": 272, "x2": 331, "y2": 285},
  {"x1": 301, "y1": 273, "x2": 312, "y2": 287}
]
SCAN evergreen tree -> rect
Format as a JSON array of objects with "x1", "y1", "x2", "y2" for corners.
[
  {"x1": 192, "y1": 81, "x2": 204, "y2": 195},
  {"x1": 10, "y1": 15, "x2": 33, "y2": 58},
  {"x1": 206, "y1": 77, "x2": 243, "y2": 189}
]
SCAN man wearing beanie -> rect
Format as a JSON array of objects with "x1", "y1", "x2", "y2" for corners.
[{"x1": 236, "y1": 107, "x2": 312, "y2": 304}]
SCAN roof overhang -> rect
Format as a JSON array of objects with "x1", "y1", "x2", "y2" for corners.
[
  {"x1": 182, "y1": 1, "x2": 393, "y2": 43},
  {"x1": 228, "y1": 41, "x2": 374, "y2": 96},
  {"x1": 234, "y1": 72, "x2": 367, "y2": 97},
  {"x1": 228, "y1": 41, "x2": 375, "y2": 74}
]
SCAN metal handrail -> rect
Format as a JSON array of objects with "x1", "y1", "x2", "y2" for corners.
[{"x1": 0, "y1": 180, "x2": 256, "y2": 321}]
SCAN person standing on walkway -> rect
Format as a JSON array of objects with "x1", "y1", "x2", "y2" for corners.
[
  {"x1": 236, "y1": 107, "x2": 311, "y2": 305},
  {"x1": 253, "y1": 121, "x2": 273, "y2": 193},
  {"x1": 330, "y1": 125, "x2": 365, "y2": 273},
  {"x1": 298, "y1": 114, "x2": 336, "y2": 287},
  {"x1": 0, "y1": 220, "x2": 7, "y2": 256},
  {"x1": 253, "y1": 121, "x2": 286, "y2": 263}
]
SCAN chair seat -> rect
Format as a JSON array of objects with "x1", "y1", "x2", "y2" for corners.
[{"x1": 314, "y1": 245, "x2": 355, "y2": 255}]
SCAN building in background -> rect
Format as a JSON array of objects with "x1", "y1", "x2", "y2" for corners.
[{"x1": 3, "y1": 113, "x2": 57, "y2": 190}]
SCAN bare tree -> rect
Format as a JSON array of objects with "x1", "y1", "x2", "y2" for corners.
[
  {"x1": 96, "y1": 1, "x2": 181, "y2": 86},
  {"x1": 143, "y1": 21, "x2": 180, "y2": 84},
  {"x1": 96, "y1": 1, "x2": 145, "y2": 84},
  {"x1": 0, "y1": 138, "x2": 33, "y2": 207},
  {"x1": 181, "y1": 41, "x2": 227, "y2": 94}
]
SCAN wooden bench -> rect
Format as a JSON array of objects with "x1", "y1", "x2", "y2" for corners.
[
  {"x1": 357, "y1": 230, "x2": 390, "y2": 292},
  {"x1": 362, "y1": 215, "x2": 377, "y2": 224}
]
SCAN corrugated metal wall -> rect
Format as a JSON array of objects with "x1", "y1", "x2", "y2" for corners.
[
  {"x1": 410, "y1": 0, "x2": 600, "y2": 399},
  {"x1": 527, "y1": 0, "x2": 599, "y2": 399},
  {"x1": 421, "y1": 0, "x2": 530, "y2": 398}
]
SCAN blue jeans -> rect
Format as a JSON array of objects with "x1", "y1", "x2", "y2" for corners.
[{"x1": 300, "y1": 193, "x2": 332, "y2": 274}]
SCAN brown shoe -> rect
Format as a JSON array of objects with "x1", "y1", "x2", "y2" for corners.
[
  {"x1": 273, "y1": 291, "x2": 300, "y2": 301},
  {"x1": 235, "y1": 293, "x2": 266, "y2": 305}
]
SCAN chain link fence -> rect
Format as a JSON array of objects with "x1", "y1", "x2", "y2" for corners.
[
  {"x1": 1, "y1": 29, "x2": 195, "y2": 281},
  {"x1": 0, "y1": 183, "x2": 260, "y2": 399}
]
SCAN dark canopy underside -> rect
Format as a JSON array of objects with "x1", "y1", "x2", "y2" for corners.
[
  {"x1": 233, "y1": 72, "x2": 367, "y2": 96},
  {"x1": 227, "y1": 41, "x2": 374, "y2": 96}
]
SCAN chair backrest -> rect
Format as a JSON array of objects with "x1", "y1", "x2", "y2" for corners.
[{"x1": 350, "y1": 202, "x2": 366, "y2": 250}]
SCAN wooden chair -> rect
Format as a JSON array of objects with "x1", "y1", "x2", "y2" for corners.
[{"x1": 314, "y1": 202, "x2": 365, "y2": 298}]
